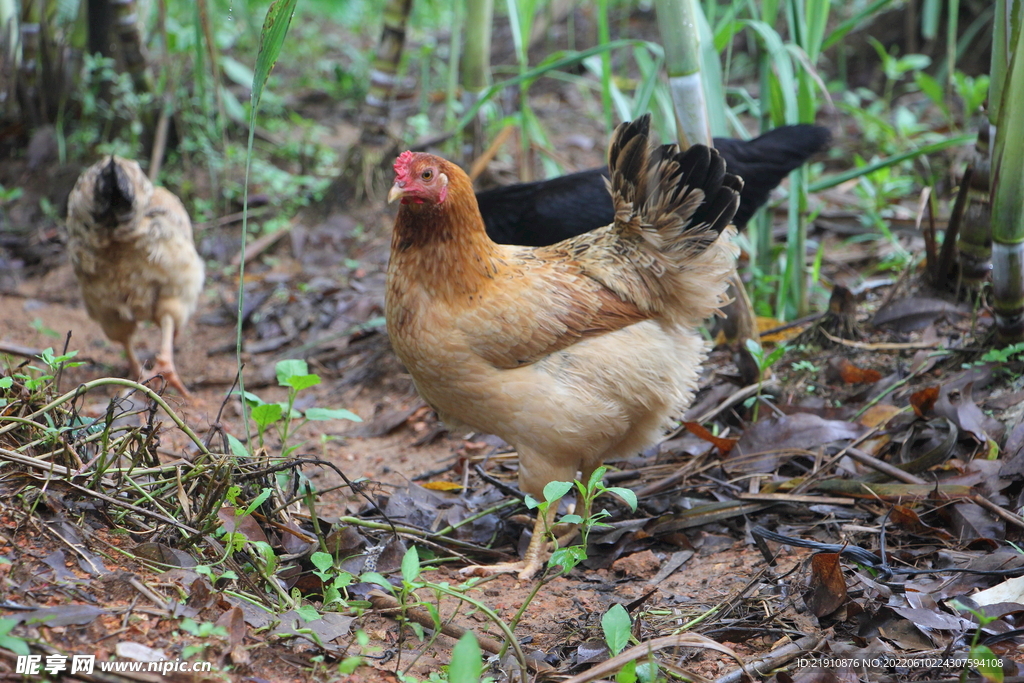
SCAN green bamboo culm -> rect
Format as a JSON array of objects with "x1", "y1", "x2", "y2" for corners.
[
  {"x1": 461, "y1": 0, "x2": 493, "y2": 160},
  {"x1": 362, "y1": 0, "x2": 414, "y2": 143},
  {"x1": 991, "y1": 0, "x2": 1024, "y2": 342},
  {"x1": 990, "y1": 0, "x2": 1011, "y2": 132},
  {"x1": 462, "y1": 0, "x2": 493, "y2": 96},
  {"x1": 654, "y1": 0, "x2": 710, "y2": 147}
]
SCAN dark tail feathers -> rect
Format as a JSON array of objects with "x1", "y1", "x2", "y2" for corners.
[{"x1": 609, "y1": 114, "x2": 741, "y2": 244}]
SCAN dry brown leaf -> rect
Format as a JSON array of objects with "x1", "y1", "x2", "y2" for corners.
[
  {"x1": 683, "y1": 421, "x2": 737, "y2": 455},
  {"x1": 804, "y1": 552, "x2": 847, "y2": 617},
  {"x1": 858, "y1": 404, "x2": 903, "y2": 428},
  {"x1": 910, "y1": 386, "x2": 940, "y2": 417}
]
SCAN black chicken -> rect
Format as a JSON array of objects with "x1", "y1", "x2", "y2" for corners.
[{"x1": 478, "y1": 124, "x2": 831, "y2": 246}]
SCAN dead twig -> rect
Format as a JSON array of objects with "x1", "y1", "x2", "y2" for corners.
[
  {"x1": 972, "y1": 494, "x2": 1024, "y2": 532},
  {"x1": 713, "y1": 635, "x2": 824, "y2": 683},
  {"x1": 845, "y1": 447, "x2": 928, "y2": 485},
  {"x1": 0, "y1": 340, "x2": 45, "y2": 358},
  {"x1": 819, "y1": 329, "x2": 940, "y2": 350},
  {"x1": 562, "y1": 634, "x2": 745, "y2": 683}
]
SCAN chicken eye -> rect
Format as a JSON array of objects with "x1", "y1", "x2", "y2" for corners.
[{"x1": 421, "y1": 169, "x2": 433, "y2": 181}]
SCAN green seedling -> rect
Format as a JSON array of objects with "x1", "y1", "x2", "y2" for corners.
[
  {"x1": 232, "y1": 359, "x2": 361, "y2": 460},
  {"x1": 744, "y1": 339, "x2": 788, "y2": 420},
  {"x1": 949, "y1": 600, "x2": 1005, "y2": 683},
  {"x1": 524, "y1": 465, "x2": 638, "y2": 575}
]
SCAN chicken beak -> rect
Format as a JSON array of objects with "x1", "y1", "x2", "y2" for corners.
[{"x1": 387, "y1": 182, "x2": 406, "y2": 204}]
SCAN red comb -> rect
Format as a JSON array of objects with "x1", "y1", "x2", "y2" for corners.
[{"x1": 394, "y1": 151, "x2": 416, "y2": 182}]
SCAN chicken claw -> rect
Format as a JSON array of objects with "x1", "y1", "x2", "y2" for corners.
[{"x1": 460, "y1": 505, "x2": 559, "y2": 581}]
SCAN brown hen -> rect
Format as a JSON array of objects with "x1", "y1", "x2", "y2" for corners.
[
  {"x1": 66, "y1": 157, "x2": 203, "y2": 396},
  {"x1": 385, "y1": 115, "x2": 740, "y2": 578}
]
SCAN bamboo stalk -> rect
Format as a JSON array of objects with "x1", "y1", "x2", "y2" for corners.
[
  {"x1": 362, "y1": 0, "x2": 414, "y2": 142},
  {"x1": 655, "y1": 0, "x2": 711, "y2": 147},
  {"x1": 958, "y1": 134, "x2": 993, "y2": 289},
  {"x1": 991, "y1": 0, "x2": 1024, "y2": 342},
  {"x1": 461, "y1": 0, "x2": 493, "y2": 162}
]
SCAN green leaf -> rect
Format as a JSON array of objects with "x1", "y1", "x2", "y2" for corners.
[
  {"x1": 604, "y1": 487, "x2": 638, "y2": 512},
  {"x1": 0, "y1": 634, "x2": 29, "y2": 656},
  {"x1": 616, "y1": 659, "x2": 638, "y2": 683},
  {"x1": 543, "y1": 480, "x2": 574, "y2": 503},
  {"x1": 296, "y1": 604, "x2": 321, "y2": 623},
  {"x1": 549, "y1": 545, "x2": 587, "y2": 574},
  {"x1": 305, "y1": 407, "x2": 362, "y2": 422},
  {"x1": 449, "y1": 631, "x2": 484, "y2": 683},
  {"x1": 524, "y1": 494, "x2": 541, "y2": 510},
  {"x1": 587, "y1": 466, "x2": 608, "y2": 491},
  {"x1": 311, "y1": 551, "x2": 333, "y2": 573},
  {"x1": 251, "y1": 0, "x2": 298, "y2": 111},
  {"x1": 560, "y1": 514, "x2": 583, "y2": 524},
  {"x1": 243, "y1": 487, "x2": 274, "y2": 516},
  {"x1": 0, "y1": 619, "x2": 29, "y2": 656},
  {"x1": 252, "y1": 403, "x2": 283, "y2": 428},
  {"x1": 401, "y1": 546, "x2": 421, "y2": 584},
  {"x1": 286, "y1": 374, "x2": 321, "y2": 391},
  {"x1": 221, "y1": 55, "x2": 256, "y2": 88},
  {"x1": 602, "y1": 603, "x2": 631, "y2": 655},
  {"x1": 232, "y1": 389, "x2": 266, "y2": 407},
  {"x1": 914, "y1": 72, "x2": 946, "y2": 108},
  {"x1": 226, "y1": 433, "x2": 250, "y2": 459},
  {"x1": 972, "y1": 645, "x2": 1004, "y2": 683},
  {"x1": 338, "y1": 657, "x2": 363, "y2": 674},
  {"x1": 635, "y1": 661, "x2": 660, "y2": 683},
  {"x1": 0, "y1": 377, "x2": 13, "y2": 388},
  {"x1": 275, "y1": 359, "x2": 309, "y2": 386},
  {"x1": 360, "y1": 571, "x2": 394, "y2": 592}
]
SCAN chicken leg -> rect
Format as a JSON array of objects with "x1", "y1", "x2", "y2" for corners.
[
  {"x1": 149, "y1": 313, "x2": 190, "y2": 397},
  {"x1": 461, "y1": 503, "x2": 561, "y2": 580}
]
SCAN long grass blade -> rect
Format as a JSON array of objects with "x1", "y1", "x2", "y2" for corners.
[
  {"x1": 236, "y1": 0, "x2": 298, "y2": 448},
  {"x1": 821, "y1": 0, "x2": 895, "y2": 51},
  {"x1": 809, "y1": 134, "x2": 976, "y2": 192}
]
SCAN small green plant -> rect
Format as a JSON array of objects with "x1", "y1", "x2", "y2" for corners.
[
  {"x1": 791, "y1": 359, "x2": 820, "y2": 373},
  {"x1": 744, "y1": 339, "x2": 788, "y2": 420},
  {"x1": 178, "y1": 618, "x2": 229, "y2": 659},
  {"x1": 525, "y1": 466, "x2": 638, "y2": 575},
  {"x1": 232, "y1": 359, "x2": 361, "y2": 459},
  {"x1": 359, "y1": 547, "x2": 508, "y2": 682},
  {"x1": 0, "y1": 618, "x2": 30, "y2": 656},
  {"x1": 949, "y1": 600, "x2": 1005, "y2": 683},
  {"x1": 0, "y1": 184, "x2": 23, "y2": 204},
  {"x1": 2, "y1": 348, "x2": 84, "y2": 403},
  {"x1": 310, "y1": 551, "x2": 356, "y2": 609},
  {"x1": 979, "y1": 342, "x2": 1024, "y2": 365}
]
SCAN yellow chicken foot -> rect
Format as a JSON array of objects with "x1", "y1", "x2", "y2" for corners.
[{"x1": 460, "y1": 504, "x2": 563, "y2": 580}]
